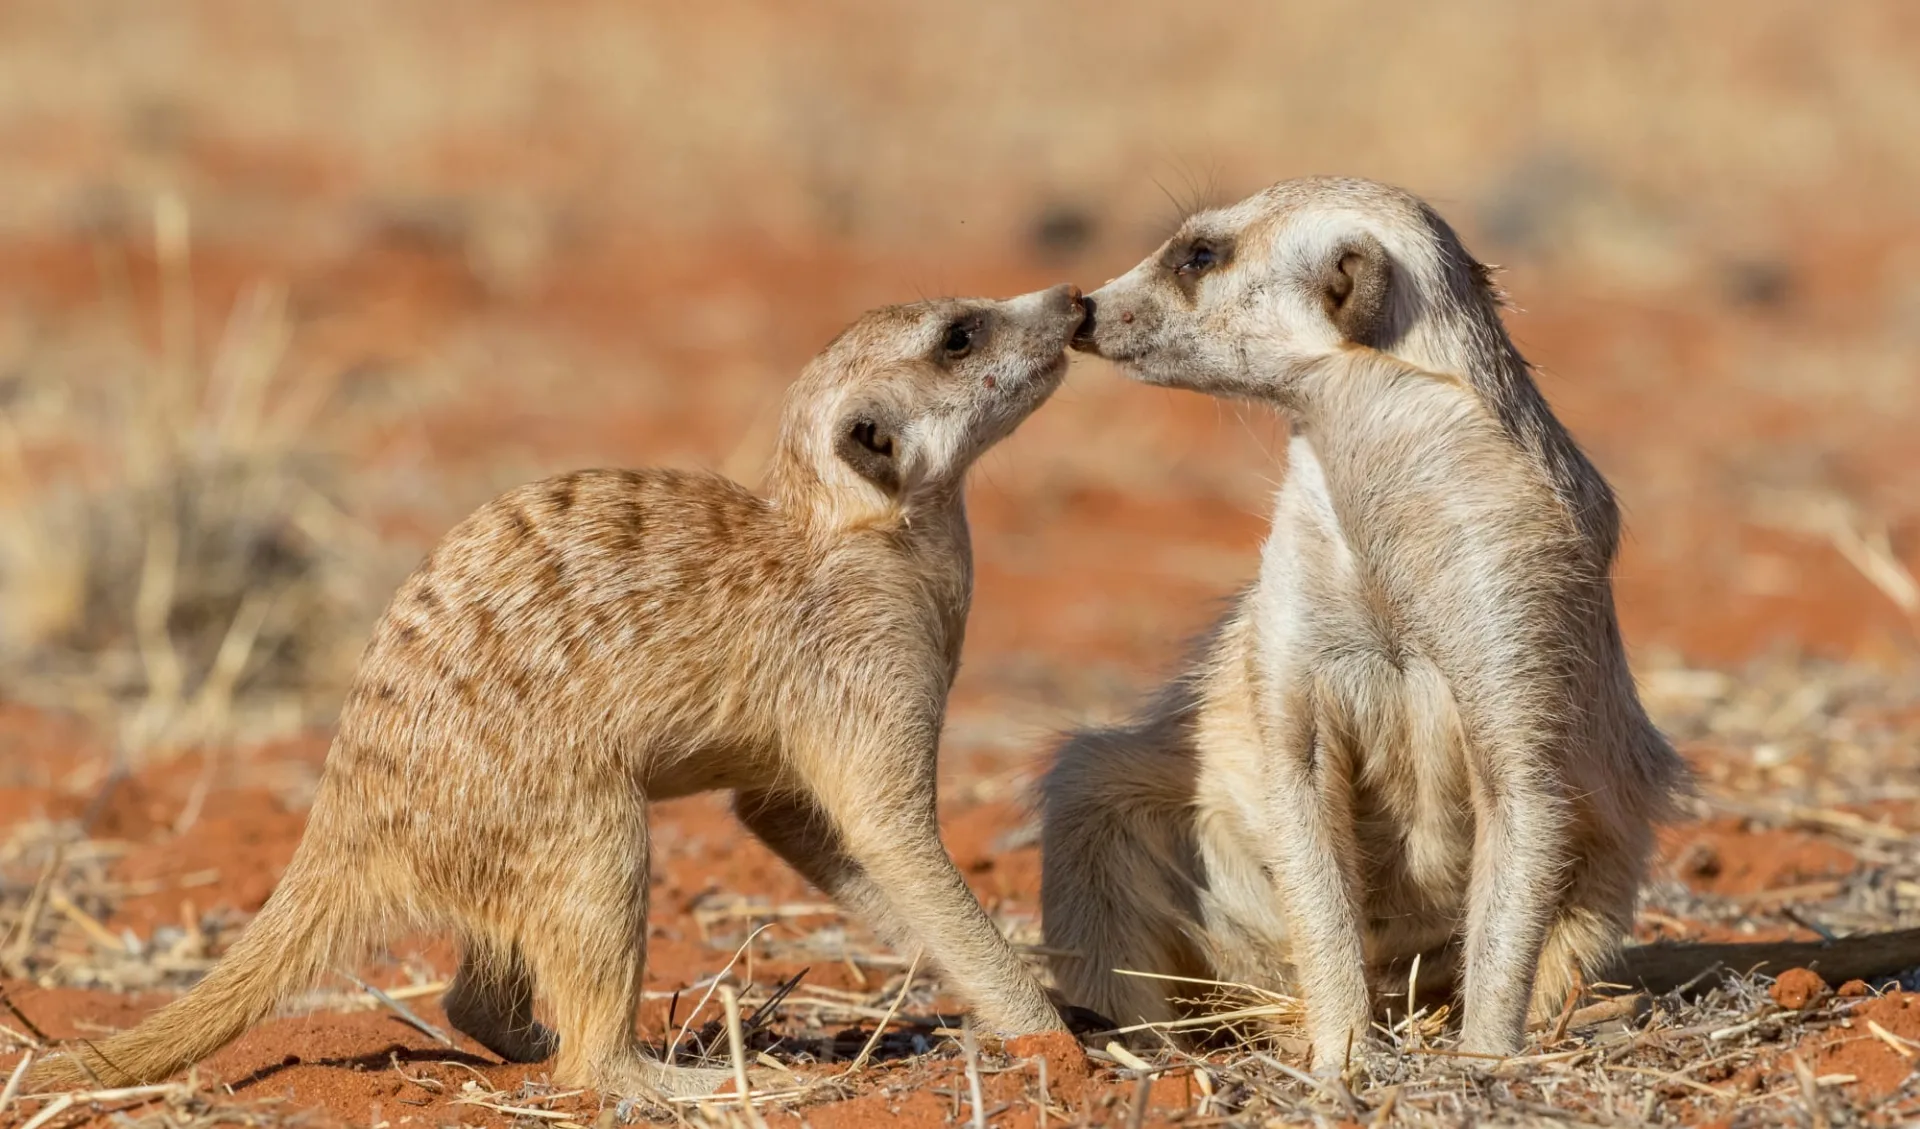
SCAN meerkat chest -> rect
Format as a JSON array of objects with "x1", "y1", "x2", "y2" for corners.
[
  {"x1": 1252, "y1": 436, "x2": 1483, "y2": 883},
  {"x1": 1264, "y1": 395, "x2": 1561, "y2": 659}
]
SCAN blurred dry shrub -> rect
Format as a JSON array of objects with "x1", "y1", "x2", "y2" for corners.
[{"x1": 0, "y1": 197, "x2": 381, "y2": 759}]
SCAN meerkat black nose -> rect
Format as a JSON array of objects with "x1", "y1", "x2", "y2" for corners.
[{"x1": 1071, "y1": 293, "x2": 1098, "y2": 347}]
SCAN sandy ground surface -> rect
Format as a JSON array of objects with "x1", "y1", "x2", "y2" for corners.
[{"x1": 4, "y1": 4, "x2": 1920, "y2": 1125}]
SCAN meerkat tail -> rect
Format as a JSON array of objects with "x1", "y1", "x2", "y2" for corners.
[
  {"x1": 1611, "y1": 927, "x2": 1920, "y2": 996},
  {"x1": 26, "y1": 834, "x2": 382, "y2": 1091}
]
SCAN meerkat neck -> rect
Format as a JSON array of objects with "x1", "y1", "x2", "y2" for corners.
[{"x1": 1399, "y1": 299, "x2": 1623, "y2": 564}]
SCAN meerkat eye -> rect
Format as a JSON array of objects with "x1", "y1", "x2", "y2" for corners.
[
  {"x1": 1176, "y1": 241, "x2": 1220, "y2": 276},
  {"x1": 942, "y1": 320, "x2": 975, "y2": 358}
]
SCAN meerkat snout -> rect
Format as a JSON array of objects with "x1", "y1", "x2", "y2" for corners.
[{"x1": 991, "y1": 282, "x2": 1086, "y2": 380}]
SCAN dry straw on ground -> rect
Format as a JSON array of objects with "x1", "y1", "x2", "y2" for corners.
[
  {"x1": 7, "y1": 641, "x2": 1920, "y2": 1126},
  {"x1": 0, "y1": 196, "x2": 382, "y2": 763}
]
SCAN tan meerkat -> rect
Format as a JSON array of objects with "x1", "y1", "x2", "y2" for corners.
[
  {"x1": 1039, "y1": 177, "x2": 1692, "y2": 1073},
  {"x1": 31, "y1": 284, "x2": 1085, "y2": 1101}
]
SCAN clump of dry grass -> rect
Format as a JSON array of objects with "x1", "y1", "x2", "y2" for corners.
[{"x1": 0, "y1": 196, "x2": 381, "y2": 759}]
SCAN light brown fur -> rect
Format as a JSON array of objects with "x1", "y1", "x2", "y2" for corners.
[
  {"x1": 31, "y1": 285, "x2": 1084, "y2": 1101},
  {"x1": 1041, "y1": 178, "x2": 1691, "y2": 1073}
]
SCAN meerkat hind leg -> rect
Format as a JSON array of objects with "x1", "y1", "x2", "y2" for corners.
[
  {"x1": 1039, "y1": 738, "x2": 1216, "y2": 1034},
  {"x1": 444, "y1": 938, "x2": 557, "y2": 1063},
  {"x1": 517, "y1": 810, "x2": 736, "y2": 1101}
]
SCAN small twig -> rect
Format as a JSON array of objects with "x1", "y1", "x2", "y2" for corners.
[
  {"x1": 388, "y1": 1051, "x2": 447, "y2": 1093},
  {"x1": 19, "y1": 1094, "x2": 73, "y2": 1129},
  {"x1": 2, "y1": 852, "x2": 61, "y2": 973},
  {"x1": 1709, "y1": 1013, "x2": 1773, "y2": 1042},
  {"x1": 1191, "y1": 1065, "x2": 1215, "y2": 1119},
  {"x1": 720, "y1": 986, "x2": 767, "y2": 1129},
  {"x1": 0, "y1": 1052, "x2": 33, "y2": 1117},
  {"x1": 1548, "y1": 972, "x2": 1584, "y2": 1044},
  {"x1": 20, "y1": 1083, "x2": 181, "y2": 1110},
  {"x1": 962, "y1": 1020, "x2": 988, "y2": 1129},
  {"x1": 1405, "y1": 952, "x2": 1423, "y2": 1050},
  {"x1": 1868, "y1": 1019, "x2": 1920, "y2": 1059},
  {"x1": 1602, "y1": 1064, "x2": 1735, "y2": 1099},
  {"x1": 844, "y1": 948, "x2": 921, "y2": 1075},
  {"x1": 1371, "y1": 1083, "x2": 1399, "y2": 1124},
  {"x1": 1036, "y1": 1054, "x2": 1050, "y2": 1129},
  {"x1": 0, "y1": 989, "x2": 51, "y2": 1047},
  {"x1": 1103, "y1": 1041, "x2": 1152, "y2": 1072},
  {"x1": 1671, "y1": 963, "x2": 1729, "y2": 998},
  {"x1": 353, "y1": 976, "x2": 452, "y2": 1046},
  {"x1": 1781, "y1": 907, "x2": 1839, "y2": 944},
  {"x1": 451, "y1": 1098, "x2": 574, "y2": 1121},
  {"x1": 668, "y1": 922, "x2": 774, "y2": 1065},
  {"x1": 741, "y1": 968, "x2": 808, "y2": 1037},
  {"x1": 1254, "y1": 1053, "x2": 1360, "y2": 1119},
  {"x1": 1089, "y1": 999, "x2": 1305, "y2": 1040},
  {"x1": 1125, "y1": 1072, "x2": 1151, "y2": 1129},
  {"x1": 1792, "y1": 1053, "x2": 1829, "y2": 1129},
  {"x1": 48, "y1": 889, "x2": 130, "y2": 954}
]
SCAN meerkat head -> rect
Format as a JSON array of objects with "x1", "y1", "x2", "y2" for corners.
[
  {"x1": 1073, "y1": 177, "x2": 1509, "y2": 400},
  {"x1": 774, "y1": 284, "x2": 1084, "y2": 520}
]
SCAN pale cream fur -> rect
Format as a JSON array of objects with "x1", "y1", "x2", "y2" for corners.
[
  {"x1": 31, "y1": 285, "x2": 1085, "y2": 1103},
  {"x1": 1041, "y1": 178, "x2": 1690, "y2": 1074}
]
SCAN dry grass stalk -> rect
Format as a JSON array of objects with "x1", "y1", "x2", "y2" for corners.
[
  {"x1": 1124, "y1": 1072, "x2": 1151, "y2": 1129},
  {"x1": 0, "y1": 1051, "x2": 32, "y2": 1116},
  {"x1": 0, "y1": 198, "x2": 381, "y2": 761},
  {"x1": 1866, "y1": 1019, "x2": 1920, "y2": 1059},
  {"x1": 960, "y1": 1020, "x2": 988, "y2": 1129},
  {"x1": 831, "y1": 950, "x2": 921, "y2": 1082},
  {"x1": 717, "y1": 986, "x2": 767, "y2": 1129},
  {"x1": 668, "y1": 923, "x2": 773, "y2": 1065},
  {"x1": 1751, "y1": 487, "x2": 1919, "y2": 619},
  {"x1": 350, "y1": 975, "x2": 452, "y2": 1046}
]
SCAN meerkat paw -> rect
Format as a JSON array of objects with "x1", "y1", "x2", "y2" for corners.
[
  {"x1": 1455, "y1": 1025, "x2": 1525, "y2": 1067},
  {"x1": 456, "y1": 1020, "x2": 558, "y2": 1064},
  {"x1": 1310, "y1": 1036, "x2": 1392, "y2": 1086}
]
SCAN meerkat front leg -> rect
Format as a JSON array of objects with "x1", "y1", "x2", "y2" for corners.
[
  {"x1": 733, "y1": 788, "x2": 919, "y2": 958},
  {"x1": 1457, "y1": 732, "x2": 1568, "y2": 1058},
  {"x1": 1258, "y1": 686, "x2": 1372, "y2": 1076},
  {"x1": 798, "y1": 723, "x2": 1065, "y2": 1036}
]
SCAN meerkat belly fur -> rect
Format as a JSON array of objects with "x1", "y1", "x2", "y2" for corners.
[
  {"x1": 33, "y1": 284, "x2": 1085, "y2": 1101},
  {"x1": 1041, "y1": 178, "x2": 1691, "y2": 1072}
]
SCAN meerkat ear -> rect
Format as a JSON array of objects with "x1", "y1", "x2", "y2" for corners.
[
  {"x1": 835, "y1": 411, "x2": 902, "y2": 494},
  {"x1": 1319, "y1": 233, "x2": 1392, "y2": 346}
]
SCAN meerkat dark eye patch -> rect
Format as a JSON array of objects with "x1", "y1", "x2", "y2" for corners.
[
  {"x1": 1321, "y1": 234, "x2": 1391, "y2": 346},
  {"x1": 1173, "y1": 238, "x2": 1228, "y2": 276},
  {"x1": 836, "y1": 414, "x2": 902, "y2": 493},
  {"x1": 1164, "y1": 235, "x2": 1233, "y2": 299},
  {"x1": 939, "y1": 315, "x2": 983, "y2": 362}
]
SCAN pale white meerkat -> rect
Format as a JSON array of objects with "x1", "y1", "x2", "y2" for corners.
[
  {"x1": 31, "y1": 285, "x2": 1085, "y2": 1102},
  {"x1": 1039, "y1": 177, "x2": 1692, "y2": 1073}
]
